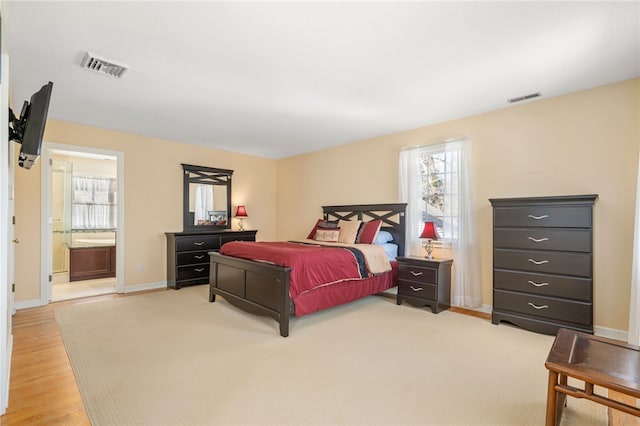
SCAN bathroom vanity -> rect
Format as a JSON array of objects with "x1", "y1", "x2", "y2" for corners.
[{"x1": 69, "y1": 245, "x2": 116, "y2": 281}]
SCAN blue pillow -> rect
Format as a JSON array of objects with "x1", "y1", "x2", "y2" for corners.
[{"x1": 374, "y1": 230, "x2": 393, "y2": 245}]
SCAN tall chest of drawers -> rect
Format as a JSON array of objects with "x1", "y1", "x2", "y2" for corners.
[
  {"x1": 489, "y1": 195, "x2": 598, "y2": 335},
  {"x1": 166, "y1": 230, "x2": 257, "y2": 289}
]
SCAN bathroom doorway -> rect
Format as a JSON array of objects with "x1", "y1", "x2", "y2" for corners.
[{"x1": 41, "y1": 143, "x2": 125, "y2": 303}]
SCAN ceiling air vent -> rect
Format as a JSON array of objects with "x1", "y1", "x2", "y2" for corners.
[
  {"x1": 80, "y1": 52, "x2": 128, "y2": 78},
  {"x1": 508, "y1": 92, "x2": 541, "y2": 103}
]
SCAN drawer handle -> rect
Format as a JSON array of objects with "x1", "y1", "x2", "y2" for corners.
[
  {"x1": 193, "y1": 241, "x2": 205, "y2": 246},
  {"x1": 528, "y1": 302, "x2": 549, "y2": 310},
  {"x1": 527, "y1": 214, "x2": 549, "y2": 220},
  {"x1": 527, "y1": 237, "x2": 549, "y2": 243},
  {"x1": 194, "y1": 255, "x2": 205, "y2": 259},
  {"x1": 410, "y1": 286, "x2": 423, "y2": 292},
  {"x1": 410, "y1": 271, "x2": 423, "y2": 277},
  {"x1": 194, "y1": 268, "x2": 205, "y2": 272},
  {"x1": 528, "y1": 280, "x2": 549, "y2": 287},
  {"x1": 528, "y1": 258, "x2": 549, "y2": 265}
]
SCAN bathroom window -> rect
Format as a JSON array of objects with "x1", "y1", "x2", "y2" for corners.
[{"x1": 72, "y1": 176, "x2": 117, "y2": 230}]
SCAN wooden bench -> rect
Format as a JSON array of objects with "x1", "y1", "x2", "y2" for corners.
[{"x1": 545, "y1": 328, "x2": 640, "y2": 425}]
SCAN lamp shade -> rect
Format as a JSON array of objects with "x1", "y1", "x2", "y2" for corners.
[
  {"x1": 235, "y1": 205, "x2": 248, "y2": 217},
  {"x1": 419, "y1": 221, "x2": 440, "y2": 240}
]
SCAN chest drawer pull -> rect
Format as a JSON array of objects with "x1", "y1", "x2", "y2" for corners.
[
  {"x1": 527, "y1": 214, "x2": 549, "y2": 220},
  {"x1": 194, "y1": 255, "x2": 205, "y2": 260},
  {"x1": 528, "y1": 280, "x2": 549, "y2": 287},
  {"x1": 194, "y1": 268, "x2": 205, "y2": 272},
  {"x1": 193, "y1": 241, "x2": 205, "y2": 246},
  {"x1": 528, "y1": 258, "x2": 549, "y2": 265},
  {"x1": 527, "y1": 237, "x2": 549, "y2": 243},
  {"x1": 410, "y1": 271, "x2": 423, "y2": 277},
  {"x1": 527, "y1": 302, "x2": 549, "y2": 310},
  {"x1": 410, "y1": 286, "x2": 423, "y2": 292}
]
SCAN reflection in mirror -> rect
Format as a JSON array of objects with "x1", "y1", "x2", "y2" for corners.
[
  {"x1": 182, "y1": 164, "x2": 232, "y2": 230},
  {"x1": 189, "y1": 183, "x2": 228, "y2": 226}
]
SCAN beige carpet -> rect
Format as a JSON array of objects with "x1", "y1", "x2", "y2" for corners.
[{"x1": 54, "y1": 286, "x2": 607, "y2": 425}]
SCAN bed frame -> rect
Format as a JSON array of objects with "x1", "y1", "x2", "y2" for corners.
[{"x1": 208, "y1": 203, "x2": 407, "y2": 337}]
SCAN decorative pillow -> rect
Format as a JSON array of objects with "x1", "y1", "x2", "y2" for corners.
[
  {"x1": 338, "y1": 220, "x2": 362, "y2": 244},
  {"x1": 306, "y1": 219, "x2": 323, "y2": 239},
  {"x1": 306, "y1": 219, "x2": 338, "y2": 239},
  {"x1": 374, "y1": 230, "x2": 394, "y2": 245},
  {"x1": 356, "y1": 220, "x2": 382, "y2": 244},
  {"x1": 315, "y1": 227, "x2": 340, "y2": 243}
]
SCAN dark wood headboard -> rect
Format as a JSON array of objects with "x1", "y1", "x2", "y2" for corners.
[{"x1": 321, "y1": 203, "x2": 407, "y2": 257}]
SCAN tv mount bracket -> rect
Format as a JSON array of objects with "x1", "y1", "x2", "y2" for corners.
[{"x1": 8, "y1": 101, "x2": 29, "y2": 144}]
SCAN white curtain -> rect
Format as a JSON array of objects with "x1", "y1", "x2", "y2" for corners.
[
  {"x1": 193, "y1": 185, "x2": 213, "y2": 224},
  {"x1": 72, "y1": 176, "x2": 116, "y2": 229},
  {"x1": 629, "y1": 153, "x2": 640, "y2": 345},
  {"x1": 399, "y1": 138, "x2": 482, "y2": 308}
]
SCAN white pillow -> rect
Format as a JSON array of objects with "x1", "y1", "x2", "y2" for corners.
[{"x1": 338, "y1": 220, "x2": 362, "y2": 244}]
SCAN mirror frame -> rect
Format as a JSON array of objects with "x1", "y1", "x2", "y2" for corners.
[{"x1": 182, "y1": 163, "x2": 233, "y2": 231}]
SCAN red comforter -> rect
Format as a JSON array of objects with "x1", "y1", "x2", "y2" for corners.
[{"x1": 219, "y1": 241, "x2": 371, "y2": 299}]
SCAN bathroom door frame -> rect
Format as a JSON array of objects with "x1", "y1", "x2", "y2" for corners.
[{"x1": 40, "y1": 142, "x2": 125, "y2": 304}]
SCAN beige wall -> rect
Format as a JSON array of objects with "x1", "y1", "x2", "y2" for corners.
[
  {"x1": 14, "y1": 121, "x2": 277, "y2": 301},
  {"x1": 14, "y1": 79, "x2": 640, "y2": 332},
  {"x1": 277, "y1": 78, "x2": 640, "y2": 332}
]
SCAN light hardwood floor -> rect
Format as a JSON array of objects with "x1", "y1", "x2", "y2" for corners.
[{"x1": 0, "y1": 293, "x2": 637, "y2": 425}]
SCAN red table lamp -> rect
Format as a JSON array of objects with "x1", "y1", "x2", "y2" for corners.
[
  {"x1": 419, "y1": 221, "x2": 440, "y2": 259},
  {"x1": 235, "y1": 205, "x2": 248, "y2": 231}
]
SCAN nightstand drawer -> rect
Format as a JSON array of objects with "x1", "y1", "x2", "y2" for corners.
[
  {"x1": 493, "y1": 229, "x2": 591, "y2": 252},
  {"x1": 494, "y1": 249, "x2": 591, "y2": 277},
  {"x1": 398, "y1": 281, "x2": 436, "y2": 300},
  {"x1": 494, "y1": 289, "x2": 591, "y2": 325},
  {"x1": 494, "y1": 270, "x2": 591, "y2": 301},
  {"x1": 398, "y1": 265, "x2": 437, "y2": 284},
  {"x1": 493, "y1": 205, "x2": 592, "y2": 228}
]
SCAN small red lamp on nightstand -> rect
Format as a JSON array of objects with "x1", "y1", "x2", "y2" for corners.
[
  {"x1": 235, "y1": 205, "x2": 248, "y2": 231},
  {"x1": 419, "y1": 221, "x2": 440, "y2": 259}
]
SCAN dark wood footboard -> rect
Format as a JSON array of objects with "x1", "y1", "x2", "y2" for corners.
[{"x1": 209, "y1": 251, "x2": 293, "y2": 337}]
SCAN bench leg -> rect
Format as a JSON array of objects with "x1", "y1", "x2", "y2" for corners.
[{"x1": 546, "y1": 370, "x2": 559, "y2": 426}]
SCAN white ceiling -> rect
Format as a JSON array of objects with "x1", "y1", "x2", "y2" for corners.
[{"x1": 3, "y1": 1, "x2": 639, "y2": 159}]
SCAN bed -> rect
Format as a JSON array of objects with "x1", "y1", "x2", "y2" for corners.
[{"x1": 208, "y1": 203, "x2": 407, "y2": 336}]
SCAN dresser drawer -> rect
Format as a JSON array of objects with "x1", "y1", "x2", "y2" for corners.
[
  {"x1": 494, "y1": 290, "x2": 591, "y2": 325},
  {"x1": 493, "y1": 206, "x2": 592, "y2": 228},
  {"x1": 176, "y1": 235, "x2": 220, "y2": 252},
  {"x1": 220, "y1": 235, "x2": 255, "y2": 246},
  {"x1": 177, "y1": 251, "x2": 209, "y2": 265},
  {"x1": 398, "y1": 265, "x2": 437, "y2": 284},
  {"x1": 494, "y1": 270, "x2": 591, "y2": 301},
  {"x1": 398, "y1": 281, "x2": 437, "y2": 301},
  {"x1": 494, "y1": 249, "x2": 591, "y2": 277},
  {"x1": 493, "y1": 229, "x2": 591, "y2": 252},
  {"x1": 177, "y1": 263, "x2": 210, "y2": 281}
]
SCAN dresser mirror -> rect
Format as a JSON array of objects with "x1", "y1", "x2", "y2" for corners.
[{"x1": 182, "y1": 163, "x2": 233, "y2": 230}]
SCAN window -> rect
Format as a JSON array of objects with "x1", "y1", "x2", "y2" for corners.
[
  {"x1": 72, "y1": 176, "x2": 117, "y2": 230},
  {"x1": 400, "y1": 138, "x2": 481, "y2": 308},
  {"x1": 418, "y1": 147, "x2": 459, "y2": 240}
]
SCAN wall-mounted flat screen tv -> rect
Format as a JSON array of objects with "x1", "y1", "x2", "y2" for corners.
[{"x1": 9, "y1": 81, "x2": 53, "y2": 169}]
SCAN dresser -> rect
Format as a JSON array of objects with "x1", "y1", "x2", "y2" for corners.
[
  {"x1": 489, "y1": 195, "x2": 597, "y2": 335},
  {"x1": 396, "y1": 257, "x2": 453, "y2": 313},
  {"x1": 166, "y1": 230, "x2": 257, "y2": 289}
]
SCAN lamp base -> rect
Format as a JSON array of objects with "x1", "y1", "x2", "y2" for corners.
[
  {"x1": 424, "y1": 239, "x2": 434, "y2": 259},
  {"x1": 238, "y1": 218, "x2": 245, "y2": 231}
]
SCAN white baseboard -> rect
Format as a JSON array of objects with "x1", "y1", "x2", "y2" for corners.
[
  {"x1": 123, "y1": 281, "x2": 167, "y2": 293},
  {"x1": 594, "y1": 325, "x2": 629, "y2": 342},
  {"x1": 15, "y1": 281, "x2": 168, "y2": 310},
  {"x1": 14, "y1": 299, "x2": 43, "y2": 311}
]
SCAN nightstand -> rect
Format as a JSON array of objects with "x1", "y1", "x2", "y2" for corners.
[{"x1": 396, "y1": 256, "x2": 453, "y2": 313}]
